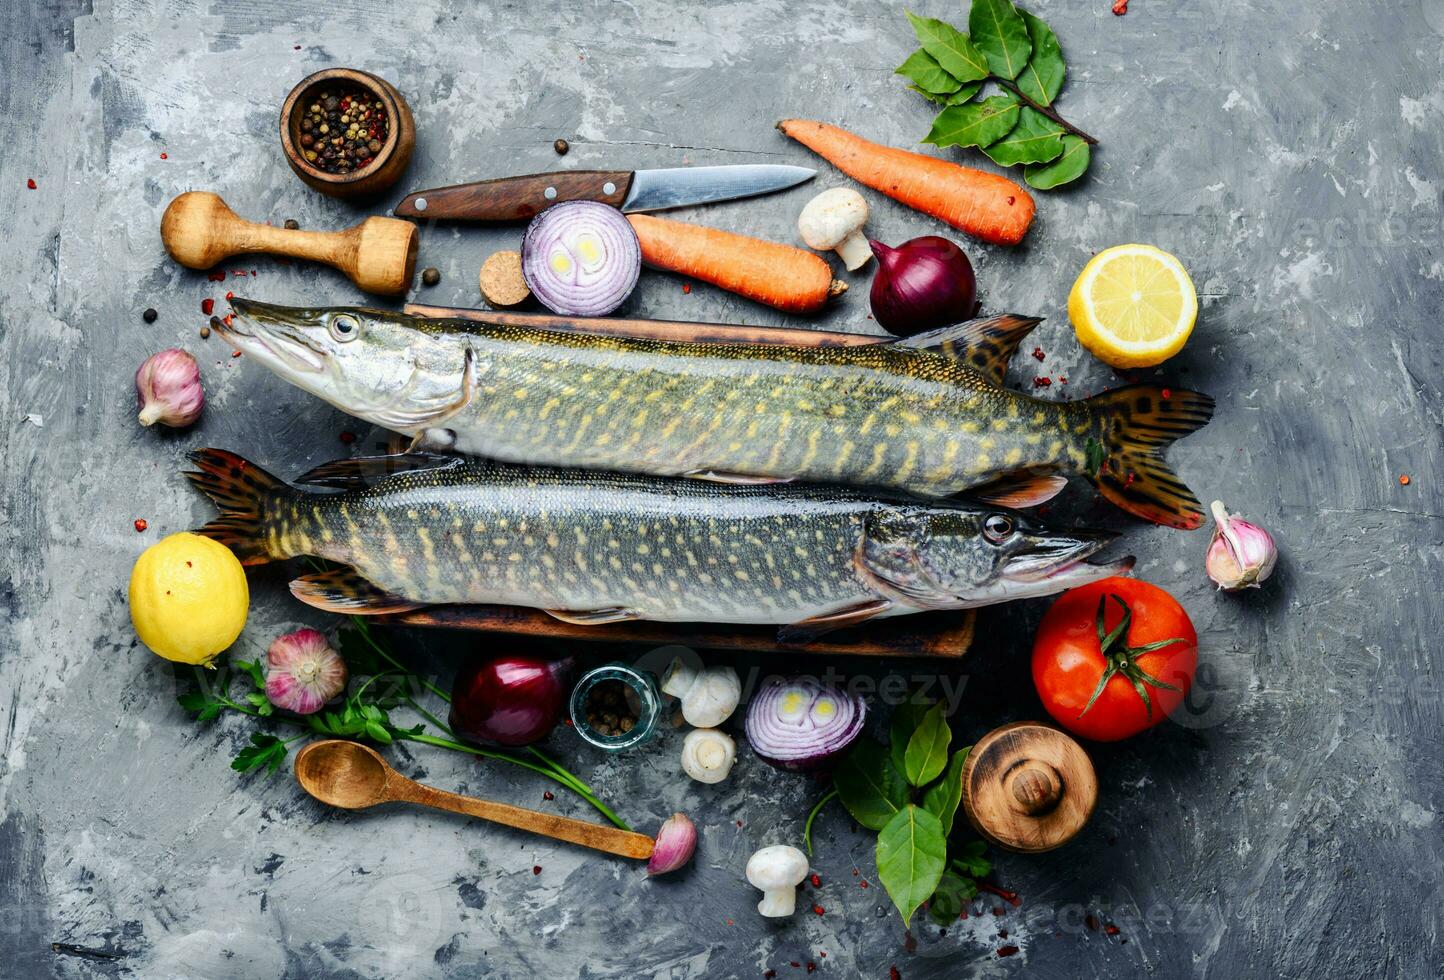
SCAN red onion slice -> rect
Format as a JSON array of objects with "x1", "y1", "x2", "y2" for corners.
[
  {"x1": 521, "y1": 201, "x2": 641, "y2": 316},
  {"x1": 745, "y1": 675, "x2": 866, "y2": 772}
]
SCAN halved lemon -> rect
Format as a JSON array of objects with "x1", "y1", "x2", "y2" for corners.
[{"x1": 1068, "y1": 245, "x2": 1198, "y2": 368}]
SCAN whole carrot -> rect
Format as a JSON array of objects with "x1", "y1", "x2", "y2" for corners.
[
  {"x1": 777, "y1": 119, "x2": 1035, "y2": 246},
  {"x1": 627, "y1": 213, "x2": 846, "y2": 315}
]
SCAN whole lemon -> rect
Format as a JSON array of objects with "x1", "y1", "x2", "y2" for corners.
[{"x1": 129, "y1": 532, "x2": 249, "y2": 665}]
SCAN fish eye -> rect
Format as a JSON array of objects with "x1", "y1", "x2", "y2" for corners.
[
  {"x1": 329, "y1": 314, "x2": 360, "y2": 342},
  {"x1": 983, "y1": 514, "x2": 1014, "y2": 544}
]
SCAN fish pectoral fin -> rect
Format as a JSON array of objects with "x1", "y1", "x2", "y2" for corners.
[
  {"x1": 294, "y1": 452, "x2": 464, "y2": 488},
  {"x1": 542, "y1": 607, "x2": 643, "y2": 626},
  {"x1": 893, "y1": 314, "x2": 1043, "y2": 385},
  {"x1": 290, "y1": 569, "x2": 423, "y2": 616},
  {"x1": 777, "y1": 599, "x2": 894, "y2": 644},
  {"x1": 967, "y1": 473, "x2": 1069, "y2": 508},
  {"x1": 681, "y1": 469, "x2": 794, "y2": 486}
]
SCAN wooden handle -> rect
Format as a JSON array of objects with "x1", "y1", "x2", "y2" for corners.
[
  {"x1": 394, "y1": 779, "x2": 655, "y2": 860},
  {"x1": 160, "y1": 191, "x2": 417, "y2": 295},
  {"x1": 394, "y1": 171, "x2": 634, "y2": 221}
]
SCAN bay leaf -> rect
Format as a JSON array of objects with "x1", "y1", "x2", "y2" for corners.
[
  {"x1": 903, "y1": 701, "x2": 952, "y2": 787},
  {"x1": 927, "y1": 870, "x2": 979, "y2": 926},
  {"x1": 1015, "y1": 10, "x2": 1065, "y2": 106},
  {"x1": 1024, "y1": 134, "x2": 1090, "y2": 189},
  {"x1": 905, "y1": 12, "x2": 990, "y2": 82},
  {"x1": 920, "y1": 747, "x2": 969, "y2": 835},
  {"x1": 896, "y1": 48, "x2": 963, "y2": 95},
  {"x1": 983, "y1": 106, "x2": 1066, "y2": 166},
  {"x1": 923, "y1": 95, "x2": 1020, "y2": 150},
  {"x1": 834, "y1": 737, "x2": 909, "y2": 831},
  {"x1": 968, "y1": 0, "x2": 1032, "y2": 81},
  {"x1": 911, "y1": 80, "x2": 983, "y2": 106},
  {"x1": 876, "y1": 805, "x2": 948, "y2": 926}
]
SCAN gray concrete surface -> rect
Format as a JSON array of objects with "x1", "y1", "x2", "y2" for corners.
[{"x1": 2, "y1": 0, "x2": 1442, "y2": 977}]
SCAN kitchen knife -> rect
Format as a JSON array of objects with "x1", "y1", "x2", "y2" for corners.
[{"x1": 393, "y1": 164, "x2": 815, "y2": 222}]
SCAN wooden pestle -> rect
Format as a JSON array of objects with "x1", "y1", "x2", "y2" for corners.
[{"x1": 160, "y1": 191, "x2": 418, "y2": 296}]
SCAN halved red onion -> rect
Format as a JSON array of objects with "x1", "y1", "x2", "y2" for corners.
[
  {"x1": 520, "y1": 201, "x2": 641, "y2": 316},
  {"x1": 744, "y1": 675, "x2": 865, "y2": 772}
]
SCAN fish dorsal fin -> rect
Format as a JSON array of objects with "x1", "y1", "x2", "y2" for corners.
[
  {"x1": 290, "y1": 568, "x2": 423, "y2": 615},
  {"x1": 892, "y1": 314, "x2": 1044, "y2": 384},
  {"x1": 294, "y1": 452, "x2": 463, "y2": 489},
  {"x1": 968, "y1": 473, "x2": 1069, "y2": 508}
]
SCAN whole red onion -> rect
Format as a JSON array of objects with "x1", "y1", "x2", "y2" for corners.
[
  {"x1": 449, "y1": 655, "x2": 573, "y2": 746},
  {"x1": 868, "y1": 236, "x2": 977, "y2": 336}
]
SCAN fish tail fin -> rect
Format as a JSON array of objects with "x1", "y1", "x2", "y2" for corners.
[
  {"x1": 184, "y1": 448, "x2": 291, "y2": 565},
  {"x1": 1085, "y1": 385, "x2": 1215, "y2": 529}
]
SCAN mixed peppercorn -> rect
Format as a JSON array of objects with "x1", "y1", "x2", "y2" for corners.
[
  {"x1": 298, "y1": 87, "x2": 389, "y2": 175},
  {"x1": 584, "y1": 680, "x2": 639, "y2": 737}
]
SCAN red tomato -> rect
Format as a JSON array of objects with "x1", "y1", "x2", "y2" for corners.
[{"x1": 1031, "y1": 577, "x2": 1197, "y2": 742}]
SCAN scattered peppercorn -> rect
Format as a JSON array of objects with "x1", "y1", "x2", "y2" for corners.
[
  {"x1": 1400, "y1": 474, "x2": 1411, "y2": 486},
  {"x1": 159, "y1": 152, "x2": 168, "y2": 160},
  {"x1": 809, "y1": 873, "x2": 822, "y2": 888},
  {"x1": 997, "y1": 946, "x2": 1019, "y2": 957},
  {"x1": 26, "y1": 178, "x2": 36, "y2": 189},
  {"x1": 1104, "y1": 923, "x2": 1120, "y2": 936},
  {"x1": 542, "y1": 790, "x2": 554, "y2": 801},
  {"x1": 554, "y1": 138, "x2": 570, "y2": 155},
  {"x1": 208, "y1": 271, "x2": 226, "y2": 282},
  {"x1": 134, "y1": 519, "x2": 148, "y2": 532},
  {"x1": 283, "y1": 218, "x2": 301, "y2": 230},
  {"x1": 421, "y1": 267, "x2": 441, "y2": 287},
  {"x1": 298, "y1": 86, "x2": 389, "y2": 174},
  {"x1": 1033, "y1": 376, "x2": 1052, "y2": 387},
  {"x1": 889, "y1": 967, "x2": 901, "y2": 980},
  {"x1": 199, "y1": 326, "x2": 211, "y2": 339},
  {"x1": 200, "y1": 298, "x2": 215, "y2": 315},
  {"x1": 339, "y1": 431, "x2": 357, "y2": 444},
  {"x1": 1031, "y1": 346, "x2": 1045, "y2": 361},
  {"x1": 764, "y1": 971, "x2": 777, "y2": 979},
  {"x1": 225, "y1": 291, "x2": 234, "y2": 300},
  {"x1": 532, "y1": 865, "x2": 542, "y2": 875},
  {"x1": 142, "y1": 308, "x2": 158, "y2": 323},
  {"x1": 231, "y1": 350, "x2": 242, "y2": 358},
  {"x1": 1112, "y1": 0, "x2": 1129, "y2": 14},
  {"x1": 584, "y1": 680, "x2": 639, "y2": 737},
  {"x1": 1162, "y1": 388, "x2": 1172, "y2": 400},
  {"x1": 811, "y1": 905, "x2": 825, "y2": 916},
  {"x1": 682, "y1": 282, "x2": 692, "y2": 294},
  {"x1": 806, "y1": 964, "x2": 816, "y2": 974}
]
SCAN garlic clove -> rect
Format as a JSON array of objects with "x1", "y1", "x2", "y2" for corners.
[
  {"x1": 646, "y1": 812, "x2": 697, "y2": 876},
  {"x1": 136, "y1": 348, "x2": 204, "y2": 428},
  {"x1": 265, "y1": 628, "x2": 348, "y2": 715},
  {"x1": 1206, "y1": 500, "x2": 1278, "y2": 591}
]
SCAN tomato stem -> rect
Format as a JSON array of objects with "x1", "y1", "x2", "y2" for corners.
[{"x1": 1078, "y1": 594, "x2": 1185, "y2": 720}]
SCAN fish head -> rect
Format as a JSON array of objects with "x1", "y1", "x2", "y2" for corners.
[
  {"x1": 218, "y1": 299, "x2": 473, "y2": 433},
  {"x1": 862, "y1": 505, "x2": 1134, "y2": 609}
]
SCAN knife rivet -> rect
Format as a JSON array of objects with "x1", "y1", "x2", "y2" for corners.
[
  {"x1": 413, "y1": 197, "x2": 428, "y2": 212},
  {"x1": 544, "y1": 186, "x2": 558, "y2": 200},
  {"x1": 603, "y1": 181, "x2": 616, "y2": 195}
]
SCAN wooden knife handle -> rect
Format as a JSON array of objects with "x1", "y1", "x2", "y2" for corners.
[{"x1": 394, "y1": 170, "x2": 634, "y2": 221}]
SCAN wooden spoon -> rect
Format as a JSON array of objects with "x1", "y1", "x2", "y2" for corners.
[{"x1": 294, "y1": 740, "x2": 655, "y2": 860}]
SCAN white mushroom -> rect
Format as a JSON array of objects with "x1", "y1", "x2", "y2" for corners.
[
  {"x1": 680, "y1": 728, "x2": 736, "y2": 784},
  {"x1": 745, "y1": 844, "x2": 810, "y2": 917},
  {"x1": 661, "y1": 657, "x2": 741, "y2": 728},
  {"x1": 797, "y1": 188, "x2": 872, "y2": 271}
]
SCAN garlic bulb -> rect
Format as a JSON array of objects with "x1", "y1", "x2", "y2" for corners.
[
  {"x1": 646, "y1": 812, "x2": 697, "y2": 876},
  {"x1": 1205, "y1": 500, "x2": 1278, "y2": 591},
  {"x1": 136, "y1": 348, "x2": 204, "y2": 428},
  {"x1": 680, "y1": 728, "x2": 736, "y2": 784},
  {"x1": 265, "y1": 628, "x2": 347, "y2": 714}
]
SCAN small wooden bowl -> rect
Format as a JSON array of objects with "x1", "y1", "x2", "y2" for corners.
[{"x1": 279, "y1": 68, "x2": 415, "y2": 199}]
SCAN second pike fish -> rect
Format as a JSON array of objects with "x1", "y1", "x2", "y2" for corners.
[
  {"x1": 219, "y1": 300, "x2": 1215, "y2": 528},
  {"x1": 185, "y1": 449, "x2": 1131, "y2": 639}
]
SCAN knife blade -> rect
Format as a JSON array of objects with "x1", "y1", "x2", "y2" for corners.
[{"x1": 393, "y1": 164, "x2": 815, "y2": 222}]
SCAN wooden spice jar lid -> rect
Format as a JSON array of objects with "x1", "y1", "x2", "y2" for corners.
[{"x1": 960, "y1": 721, "x2": 1097, "y2": 853}]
